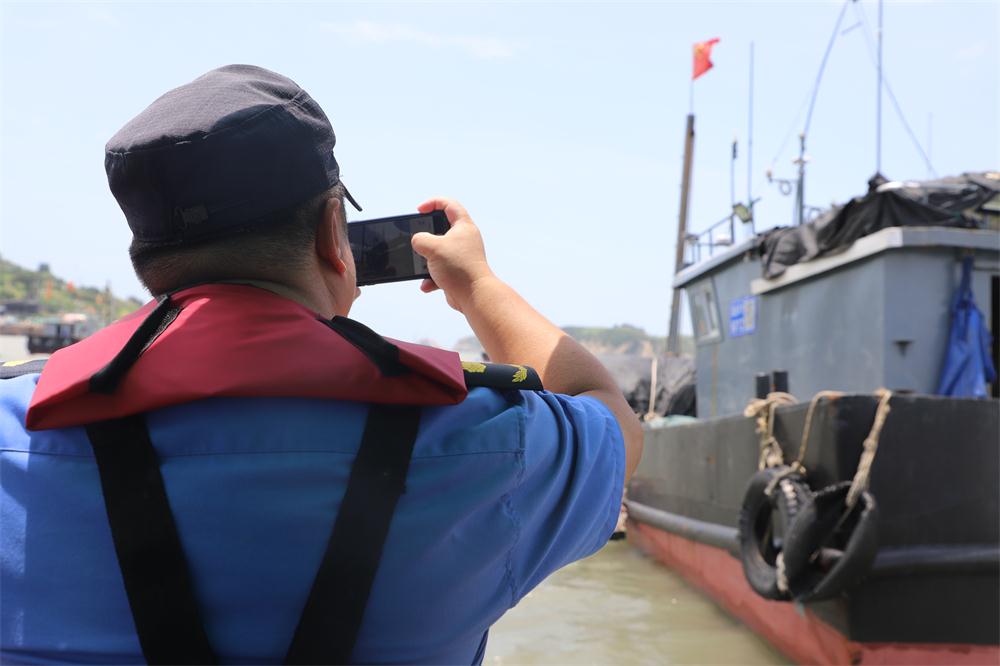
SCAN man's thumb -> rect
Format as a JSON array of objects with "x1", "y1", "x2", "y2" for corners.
[{"x1": 411, "y1": 231, "x2": 440, "y2": 257}]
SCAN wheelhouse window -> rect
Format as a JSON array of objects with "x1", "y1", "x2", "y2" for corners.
[{"x1": 688, "y1": 280, "x2": 722, "y2": 344}]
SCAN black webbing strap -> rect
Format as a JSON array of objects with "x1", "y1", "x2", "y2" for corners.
[
  {"x1": 85, "y1": 404, "x2": 422, "y2": 665},
  {"x1": 89, "y1": 295, "x2": 180, "y2": 395},
  {"x1": 284, "y1": 404, "x2": 421, "y2": 665},
  {"x1": 85, "y1": 414, "x2": 217, "y2": 665}
]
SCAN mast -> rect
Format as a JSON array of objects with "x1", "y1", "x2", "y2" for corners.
[
  {"x1": 667, "y1": 114, "x2": 696, "y2": 354},
  {"x1": 747, "y1": 42, "x2": 754, "y2": 218}
]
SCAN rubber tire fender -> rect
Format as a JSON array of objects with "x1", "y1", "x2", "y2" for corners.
[
  {"x1": 781, "y1": 481, "x2": 879, "y2": 603},
  {"x1": 737, "y1": 466, "x2": 811, "y2": 601}
]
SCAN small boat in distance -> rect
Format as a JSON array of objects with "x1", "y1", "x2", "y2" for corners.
[{"x1": 27, "y1": 313, "x2": 97, "y2": 355}]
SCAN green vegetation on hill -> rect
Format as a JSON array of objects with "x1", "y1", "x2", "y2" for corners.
[
  {"x1": 563, "y1": 324, "x2": 694, "y2": 356},
  {"x1": 562, "y1": 324, "x2": 664, "y2": 354},
  {"x1": 0, "y1": 255, "x2": 143, "y2": 321}
]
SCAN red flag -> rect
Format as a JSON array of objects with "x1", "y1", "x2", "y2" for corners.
[{"x1": 692, "y1": 38, "x2": 720, "y2": 80}]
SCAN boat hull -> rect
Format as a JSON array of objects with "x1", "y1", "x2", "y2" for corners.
[
  {"x1": 627, "y1": 394, "x2": 999, "y2": 664},
  {"x1": 627, "y1": 520, "x2": 999, "y2": 665}
]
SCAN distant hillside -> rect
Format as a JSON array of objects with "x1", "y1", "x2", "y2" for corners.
[
  {"x1": 0, "y1": 255, "x2": 143, "y2": 321},
  {"x1": 454, "y1": 324, "x2": 694, "y2": 358},
  {"x1": 562, "y1": 324, "x2": 665, "y2": 356}
]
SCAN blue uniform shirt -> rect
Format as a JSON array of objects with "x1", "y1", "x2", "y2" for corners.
[{"x1": 1, "y1": 372, "x2": 624, "y2": 664}]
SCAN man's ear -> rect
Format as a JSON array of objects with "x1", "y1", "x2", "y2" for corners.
[{"x1": 316, "y1": 196, "x2": 348, "y2": 274}]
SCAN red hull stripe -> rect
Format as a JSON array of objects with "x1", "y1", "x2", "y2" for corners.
[
  {"x1": 27, "y1": 284, "x2": 467, "y2": 430},
  {"x1": 627, "y1": 520, "x2": 1000, "y2": 665}
]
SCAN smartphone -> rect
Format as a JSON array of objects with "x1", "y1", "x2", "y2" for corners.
[{"x1": 348, "y1": 211, "x2": 449, "y2": 286}]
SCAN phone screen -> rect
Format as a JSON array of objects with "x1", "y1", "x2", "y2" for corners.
[{"x1": 348, "y1": 212, "x2": 446, "y2": 286}]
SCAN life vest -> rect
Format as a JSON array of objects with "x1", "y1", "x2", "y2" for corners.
[
  {"x1": 28, "y1": 283, "x2": 466, "y2": 430},
  {"x1": 11, "y1": 283, "x2": 542, "y2": 665}
]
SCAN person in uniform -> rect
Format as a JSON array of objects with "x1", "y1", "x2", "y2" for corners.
[{"x1": 0, "y1": 65, "x2": 642, "y2": 664}]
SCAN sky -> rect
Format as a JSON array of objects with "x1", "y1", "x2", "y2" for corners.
[{"x1": 1, "y1": 0, "x2": 997, "y2": 347}]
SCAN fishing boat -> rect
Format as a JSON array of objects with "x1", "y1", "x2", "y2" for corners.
[{"x1": 625, "y1": 172, "x2": 1000, "y2": 664}]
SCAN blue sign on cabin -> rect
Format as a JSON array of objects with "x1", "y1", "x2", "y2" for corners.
[{"x1": 729, "y1": 296, "x2": 758, "y2": 338}]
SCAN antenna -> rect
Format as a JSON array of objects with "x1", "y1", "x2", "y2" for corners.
[
  {"x1": 876, "y1": 0, "x2": 884, "y2": 174},
  {"x1": 795, "y1": 133, "x2": 807, "y2": 226},
  {"x1": 852, "y1": 0, "x2": 937, "y2": 176},
  {"x1": 927, "y1": 113, "x2": 933, "y2": 179},
  {"x1": 731, "y1": 135, "x2": 738, "y2": 211},
  {"x1": 730, "y1": 134, "x2": 738, "y2": 243},
  {"x1": 767, "y1": 0, "x2": 848, "y2": 226}
]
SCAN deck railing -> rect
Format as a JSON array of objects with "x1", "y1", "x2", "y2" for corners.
[{"x1": 684, "y1": 214, "x2": 739, "y2": 266}]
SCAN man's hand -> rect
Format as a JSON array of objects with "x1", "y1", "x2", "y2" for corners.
[
  {"x1": 411, "y1": 198, "x2": 494, "y2": 313},
  {"x1": 411, "y1": 197, "x2": 643, "y2": 482}
]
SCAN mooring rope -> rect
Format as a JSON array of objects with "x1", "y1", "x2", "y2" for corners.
[
  {"x1": 744, "y1": 388, "x2": 892, "y2": 498},
  {"x1": 744, "y1": 392, "x2": 797, "y2": 470},
  {"x1": 793, "y1": 390, "x2": 845, "y2": 475},
  {"x1": 846, "y1": 388, "x2": 893, "y2": 508}
]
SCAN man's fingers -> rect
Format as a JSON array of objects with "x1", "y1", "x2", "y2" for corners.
[
  {"x1": 417, "y1": 197, "x2": 469, "y2": 227},
  {"x1": 420, "y1": 278, "x2": 439, "y2": 293},
  {"x1": 417, "y1": 197, "x2": 452, "y2": 212}
]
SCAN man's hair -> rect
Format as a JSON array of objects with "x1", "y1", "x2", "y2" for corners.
[{"x1": 131, "y1": 183, "x2": 346, "y2": 295}]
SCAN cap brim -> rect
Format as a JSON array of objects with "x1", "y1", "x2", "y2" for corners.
[{"x1": 341, "y1": 182, "x2": 362, "y2": 212}]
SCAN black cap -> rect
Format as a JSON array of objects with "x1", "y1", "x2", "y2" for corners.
[{"x1": 105, "y1": 64, "x2": 361, "y2": 249}]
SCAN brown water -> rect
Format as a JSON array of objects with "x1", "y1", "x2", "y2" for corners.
[{"x1": 484, "y1": 540, "x2": 787, "y2": 665}]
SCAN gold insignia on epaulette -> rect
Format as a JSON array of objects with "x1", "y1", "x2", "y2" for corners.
[
  {"x1": 2, "y1": 360, "x2": 32, "y2": 367},
  {"x1": 462, "y1": 361, "x2": 487, "y2": 373},
  {"x1": 512, "y1": 365, "x2": 528, "y2": 383}
]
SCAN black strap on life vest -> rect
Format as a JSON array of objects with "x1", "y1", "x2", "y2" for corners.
[
  {"x1": 285, "y1": 404, "x2": 421, "y2": 664},
  {"x1": 85, "y1": 414, "x2": 217, "y2": 665},
  {"x1": 90, "y1": 295, "x2": 181, "y2": 395},
  {"x1": 85, "y1": 403, "x2": 422, "y2": 665}
]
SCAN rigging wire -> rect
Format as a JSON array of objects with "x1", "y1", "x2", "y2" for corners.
[
  {"x1": 852, "y1": 1, "x2": 938, "y2": 177},
  {"x1": 804, "y1": 0, "x2": 851, "y2": 140},
  {"x1": 769, "y1": 90, "x2": 811, "y2": 170},
  {"x1": 769, "y1": 0, "x2": 849, "y2": 170}
]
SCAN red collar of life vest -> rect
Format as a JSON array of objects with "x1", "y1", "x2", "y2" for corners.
[{"x1": 26, "y1": 284, "x2": 468, "y2": 431}]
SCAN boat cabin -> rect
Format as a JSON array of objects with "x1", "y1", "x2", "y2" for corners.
[{"x1": 675, "y1": 175, "x2": 1000, "y2": 418}]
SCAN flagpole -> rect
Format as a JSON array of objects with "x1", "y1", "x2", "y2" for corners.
[{"x1": 669, "y1": 37, "x2": 716, "y2": 356}]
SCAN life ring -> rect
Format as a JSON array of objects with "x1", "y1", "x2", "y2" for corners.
[
  {"x1": 780, "y1": 481, "x2": 879, "y2": 602},
  {"x1": 738, "y1": 466, "x2": 811, "y2": 600}
]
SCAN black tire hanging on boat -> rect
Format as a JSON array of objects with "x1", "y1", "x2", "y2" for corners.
[
  {"x1": 737, "y1": 466, "x2": 811, "y2": 601},
  {"x1": 781, "y1": 481, "x2": 879, "y2": 603}
]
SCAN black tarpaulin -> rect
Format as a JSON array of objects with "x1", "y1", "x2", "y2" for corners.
[{"x1": 756, "y1": 172, "x2": 1000, "y2": 279}]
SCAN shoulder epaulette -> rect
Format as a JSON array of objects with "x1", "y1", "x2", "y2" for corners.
[
  {"x1": 462, "y1": 361, "x2": 543, "y2": 391},
  {"x1": 1, "y1": 358, "x2": 47, "y2": 379}
]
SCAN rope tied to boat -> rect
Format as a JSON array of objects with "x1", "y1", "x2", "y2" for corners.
[
  {"x1": 744, "y1": 392, "x2": 797, "y2": 470},
  {"x1": 740, "y1": 388, "x2": 892, "y2": 604},
  {"x1": 793, "y1": 390, "x2": 846, "y2": 476},
  {"x1": 846, "y1": 388, "x2": 893, "y2": 508},
  {"x1": 763, "y1": 465, "x2": 799, "y2": 498},
  {"x1": 775, "y1": 552, "x2": 790, "y2": 594}
]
